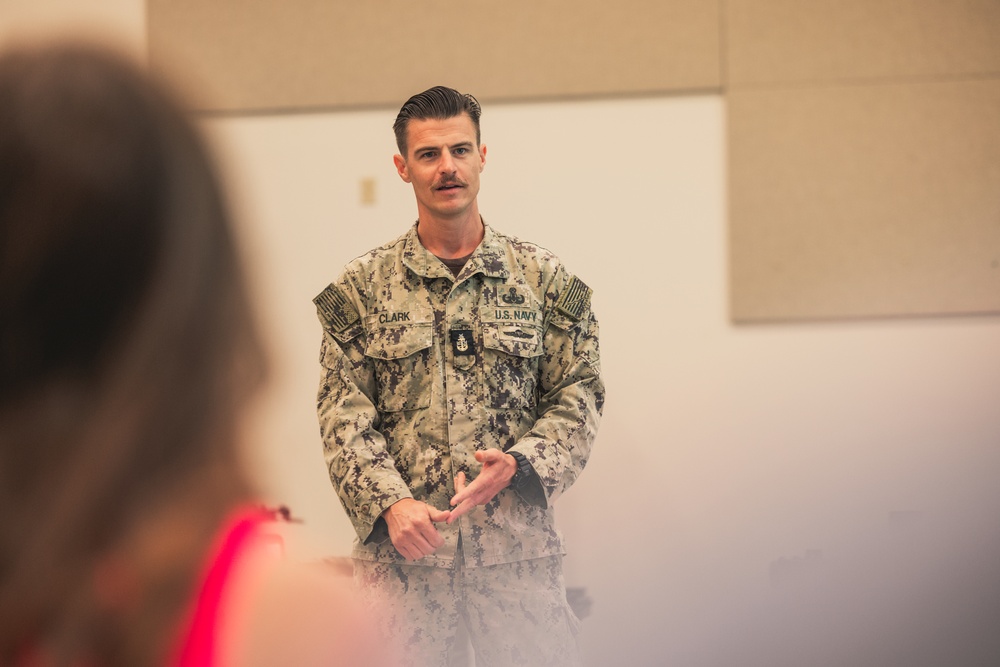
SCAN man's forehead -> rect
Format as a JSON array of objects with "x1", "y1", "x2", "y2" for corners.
[{"x1": 406, "y1": 115, "x2": 478, "y2": 151}]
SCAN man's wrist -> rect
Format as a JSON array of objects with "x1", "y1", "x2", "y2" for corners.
[{"x1": 381, "y1": 496, "x2": 415, "y2": 519}]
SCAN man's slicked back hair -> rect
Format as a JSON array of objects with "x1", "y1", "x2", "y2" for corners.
[{"x1": 393, "y1": 86, "x2": 481, "y2": 156}]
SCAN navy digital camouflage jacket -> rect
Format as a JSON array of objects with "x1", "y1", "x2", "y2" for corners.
[{"x1": 315, "y1": 222, "x2": 604, "y2": 568}]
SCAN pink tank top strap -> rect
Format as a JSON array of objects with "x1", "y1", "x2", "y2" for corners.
[{"x1": 171, "y1": 508, "x2": 268, "y2": 666}]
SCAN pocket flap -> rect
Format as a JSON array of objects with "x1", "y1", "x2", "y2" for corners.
[{"x1": 365, "y1": 322, "x2": 433, "y2": 360}]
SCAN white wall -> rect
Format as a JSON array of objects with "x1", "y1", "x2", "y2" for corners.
[
  {"x1": 210, "y1": 95, "x2": 1000, "y2": 667},
  {"x1": 5, "y1": 3, "x2": 1000, "y2": 665}
]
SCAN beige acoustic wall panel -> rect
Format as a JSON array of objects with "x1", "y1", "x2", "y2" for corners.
[
  {"x1": 147, "y1": 0, "x2": 720, "y2": 112},
  {"x1": 725, "y1": 0, "x2": 1000, "y2": 86},
  {"x1": 729, "y1": 78, "x2": 1000, "y2": 321}
]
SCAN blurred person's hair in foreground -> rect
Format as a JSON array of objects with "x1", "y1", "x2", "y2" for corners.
[{"x1": 0, "y1": 39, "x2": 386, "y2": 666}]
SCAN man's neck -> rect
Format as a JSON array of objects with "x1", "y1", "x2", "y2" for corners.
[{"x1": 416, "y1": 210, "x2": 485, "y2": 259}]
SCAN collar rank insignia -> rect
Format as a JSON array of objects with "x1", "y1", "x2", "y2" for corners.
[
  {"x1": 313, "y1": 284, "x2": 360, "y2": 334},
  {"x1": 555, "y1": 275, "x2": 592, "y2": 321},
  {"x1": 450, "y1": 328, "x2": 476, "y2": 356}
]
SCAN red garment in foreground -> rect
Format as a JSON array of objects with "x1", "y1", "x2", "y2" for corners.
[{"x1": 172, "y1": 509, "x2": 267, "y2": 666}]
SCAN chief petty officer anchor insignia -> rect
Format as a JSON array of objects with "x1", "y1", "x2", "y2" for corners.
[{"x1": 450, "y1": 327, "x2": 476, "y2": 357}]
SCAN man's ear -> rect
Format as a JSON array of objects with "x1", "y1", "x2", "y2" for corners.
[
  {"x1": 393, "y1": 154, "x2": 411, "y2": 183},
  {"x1": 479, "y1": 144, "x2": 487, "y2": 172}
]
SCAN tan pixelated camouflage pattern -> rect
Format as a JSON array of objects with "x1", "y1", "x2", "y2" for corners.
[
  {"x1": 354, "y1": 554, "x2": 581, "y2": 667},
  {"x1": 315, "y1": 222, "x2": 604, "y2": 568}
]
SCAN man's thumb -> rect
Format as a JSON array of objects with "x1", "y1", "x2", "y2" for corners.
[{"x1": 428, "y1": 507, "x2": 451, "y2": 523}]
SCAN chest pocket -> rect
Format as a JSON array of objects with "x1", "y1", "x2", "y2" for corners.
[
  {"x1": 482, "y1": 322, "x2": 543, "y2": 410},
  {"x1": 365, "y1": 322, "x2": 433, "y2": 412}
]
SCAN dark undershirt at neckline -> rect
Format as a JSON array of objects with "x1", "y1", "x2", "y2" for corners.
[{"x1": 437, "y1": 252, "x2": 473, "y2": 278}]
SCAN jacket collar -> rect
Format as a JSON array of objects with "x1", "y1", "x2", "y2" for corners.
[{"x1": 402, "y1": 220, "x2": 509, "y2": 281}]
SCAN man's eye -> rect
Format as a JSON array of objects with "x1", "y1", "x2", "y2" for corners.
[
  {"x1": 453, "y1": 147, "x2": 468, "y2": 155},
  {"x1": 420, "y1": 152, "x2": 436, "y2": 160}
]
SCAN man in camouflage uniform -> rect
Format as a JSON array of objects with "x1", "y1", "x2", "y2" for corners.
[{"x1": 314, "y1": 86, "x2": 604, "y2": 667}]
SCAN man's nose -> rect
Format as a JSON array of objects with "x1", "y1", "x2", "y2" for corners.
[{"x1": 438, "y1": 152, "x2": 456, "y2": 174}]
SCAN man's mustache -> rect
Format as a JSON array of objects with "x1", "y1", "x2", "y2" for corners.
[{"x1": 434, "y1": 178, "x2": 467, "y2": 189}]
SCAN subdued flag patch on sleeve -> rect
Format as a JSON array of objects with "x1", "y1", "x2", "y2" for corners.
[
  {"x1": 555, "y1": 275, "x2": 592, "y2": 321},
  {"x1": 313, "y1": 284, "x2": 360, "y2": 334}
]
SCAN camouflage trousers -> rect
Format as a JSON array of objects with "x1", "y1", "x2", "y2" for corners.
[{"x1": 353, "y1": 552, "x2": 581, "y2": 667}]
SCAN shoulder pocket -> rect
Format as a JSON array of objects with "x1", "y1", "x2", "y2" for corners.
[
  {"x1": 548, "y1": 274, "x2": 592, "y2": 331},
  {"x1": 365, "y1": 322, "x2": 433, "y2": 412},
  {"x1": 314, "y1": 284, "x2": 363, "y2": 343}
]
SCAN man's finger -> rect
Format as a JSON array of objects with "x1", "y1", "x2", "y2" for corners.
[
  {"x1": 450, "y1": 471, "x2": 467, "y2": 507},
  {"x1": 448, "y1": 498, "x2": 476, "y2": 523},
  {"x1": 415, "y1": 532, "x2": 441, "y2": 553},
  {"x1": 414, "y1": 511, "x2": 446, "y2": 550},
  {"x1": 401, "y1": 530, "x2": 438, "y2": 559},
  {"x1": 450, "y1": 484, "x2": 475, "y2": 508},
  {"x1": 475, "y1": 449, "x2": 503, "y2": 464}
]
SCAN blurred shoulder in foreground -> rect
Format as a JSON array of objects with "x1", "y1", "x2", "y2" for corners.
[{"x1": 0, "y1": 38, "x2": 390, "y2": 666}]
